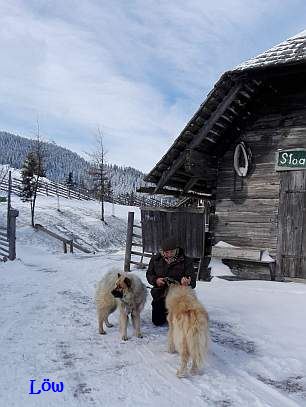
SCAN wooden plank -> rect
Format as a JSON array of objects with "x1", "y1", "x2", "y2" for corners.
[
  {"x1": 124, "y1": 212, "x2": 134, "y2": 272},
  {"x1": 131, "y1": 251, "x2": 152, "y2": 258},
  {"x1": 130, "y1": 260, "x2": 149, "y2": 267},
  {"x1": 284, "y1": 277, "x2": 306, "y2": 284},
  {"x1": 0, "y1": 239, "x2": 9, "y2": 247},
  {"x1": 0, "y1": 245, "x2": 9, "y2": 253},
  {"x1": 183, "y1": 177, "x2": 199, "y2": 193},
  {"x1": 35, "y1": 224, "x2": 91, "y2": 253},
  {"x1": 35, "y1": 224, "x2": 72, "y2": 243},
  {"x1": 222, "y1": 259, "x2": 272, "y2": 280},
  {"x1": 215, "y1": 235, "x2": 277, "y2": 252},
  {"x1": 216, "y1": 185, "x2": 280, "y2": 199},
  {"x1": 215, "y1": 210, "x2": 278, "y2": 223},
  {"x1": 132, "y1": 242, "x2": 143, "y2": 247},
  {"x1": 212, "y1": 246, "x2": 262, "y2": 261},
  {"x1": 72, "y1": 242, "x2": 91, "y2": 254},
  {"x1": 153, "y1": 150, "x2": 187, "y2": 193},
  {"x1": 141, "y1": 206, "x2": 206, "y2": 214},
  {"x1": 216, "y1": 198, "x2": 278, "y2": 211}
]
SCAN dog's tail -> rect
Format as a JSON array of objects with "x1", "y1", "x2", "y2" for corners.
[{"x1": 175, "y1": 310, "x2": 208, "y2": 369}]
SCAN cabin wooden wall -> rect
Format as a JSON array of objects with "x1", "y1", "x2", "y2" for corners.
[
  {"x1": 214, "y1": 74, "x2": 306, "y2": 264},
  {"x1": 141, "y1": 207, "x2": 206, "y2": 258}
]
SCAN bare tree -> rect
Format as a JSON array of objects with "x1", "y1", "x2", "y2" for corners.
[
  {"x1": 20, "y1": 121, "x2": 46, "y2": 227},
  {"x1": 0, "y1": 164, "x2": 9, "y2": 191},
  {"x1": 86, "y1": 128, "x2": 109, "y2": 222}
]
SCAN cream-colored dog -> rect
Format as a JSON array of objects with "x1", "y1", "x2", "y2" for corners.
[
  {"x1": 95, "y1": 270, "x2": 147, "y2": 340},
  {"x1": 166, "y1": 285, "x2": 209, "y2": 377}
]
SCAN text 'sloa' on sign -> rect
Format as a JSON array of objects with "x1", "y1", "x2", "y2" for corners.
[{"x1": 276, "y1": 149, "x2": 306, "y2": 171}]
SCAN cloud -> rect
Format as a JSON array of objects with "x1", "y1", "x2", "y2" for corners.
[{"x1": 0, "y1": 0, "x2": 305, "y2": 171}]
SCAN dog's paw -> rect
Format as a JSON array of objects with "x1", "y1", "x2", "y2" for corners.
[
  {"x1": 190, "y1": 367, "x2": 199, "y2": 376},
  {"x1": 176, "y1": 369, "x2": 187, "y2": 378},
  {"x1": 168, "y1": 344, "x2": 175, "y2": 353},
  {"x1": 121, "y1": 335, "x2": 128, "y2": 341},
  {"x1": 99, "y1": 330, "x2": 106, "y2": 335},
  {"x1": 105, "y1": 322, "x2": 113, "y2": 328},
  {"x1": 136, "y1": 332, "x2": 143, "y2": 338}
]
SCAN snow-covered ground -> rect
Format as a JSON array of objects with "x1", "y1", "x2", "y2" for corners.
[
  {"x1": 1, "y1": 194, "x2": 306, "y2": 406},
  {"x1": 0, "y1": 193, "x2": 140, "y2": 252}
]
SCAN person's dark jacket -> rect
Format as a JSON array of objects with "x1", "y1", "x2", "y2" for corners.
[{"x1": 146, "y1": 249, "x2": 196, "y2": 301}]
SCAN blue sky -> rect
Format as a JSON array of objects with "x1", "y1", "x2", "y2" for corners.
[{"x1": 0, "y1": 0, "x2": 306, "y2": 172}]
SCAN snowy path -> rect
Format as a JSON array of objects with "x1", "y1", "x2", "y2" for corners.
[{"x1": 1, "y1": 246, "x2": 306, "y2": 406}]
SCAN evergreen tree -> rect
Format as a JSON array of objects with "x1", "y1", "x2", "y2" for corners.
[
  {"x1": 65, "y1": 171, "x2": 76, "y2": 190},
  {"x1": 21, "y1": 152, "x2": 38, "y2": 202}
]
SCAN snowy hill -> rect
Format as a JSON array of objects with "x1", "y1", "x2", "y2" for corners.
[
  {"x1": 0, "y1": 131, "x2": 146, "y2": 196},
  {"x1": 0, "y1": 192, "x2": 140, "y2": 252},
  {"x1": 1, "y1": 195, "x2": 306, "y2": 406}
]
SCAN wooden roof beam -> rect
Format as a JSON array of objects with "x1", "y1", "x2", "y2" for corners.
[
  {"x1": 137, "y1": 186, "x2": 212, "y2": 198},
  {"x1": 153, "y1": 83, "x2": 242, "y2": 193},
  {"x1": 188, "y1": 82, "x2": 243, "y2": 148},
  {"x1": 153, "y1": 150, "x2": 187, "y2": 193},
  {"x1": 183, "y1": 177, "x2": 199, "y2": 193}
]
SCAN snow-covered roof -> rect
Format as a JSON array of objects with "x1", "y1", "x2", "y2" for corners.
[{"x1": 234, "y1": 30, "x2": 306, "y2": 72}]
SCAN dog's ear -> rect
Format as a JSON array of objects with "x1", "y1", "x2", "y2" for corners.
[
  {"x1": 117, "y1": 273, "x2": 121, "y2": 278},
  {"x1": 124, "y1": 277, "x2": 131, "y2": 288}
]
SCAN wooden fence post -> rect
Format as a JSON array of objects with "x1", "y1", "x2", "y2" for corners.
[
  {"x1": 7, "y1": 171, "x2": 12, "y2": 233},
  {"x1": 8, "y1": 209, "x2": 19, "y2": 260},
  {"x1": 124, "y1": 212, "x2": 134, "y2": 272}
]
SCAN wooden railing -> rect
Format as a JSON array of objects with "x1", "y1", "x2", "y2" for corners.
[
  {"x1": 34, "y1": 224, "x2": 92, "y2": 254},
  {"x1": 0, "y1": 208, "x2": 19, "y2": 261},
  {"x1": 0, "y1": 176, "x2": 92, "y2": 201},
  {"x1": 0, "y1": 226, "x2": 9, "y2": 260},
  {"x1": 0, "y1": 175, "x2": 170, "y2": 208}
]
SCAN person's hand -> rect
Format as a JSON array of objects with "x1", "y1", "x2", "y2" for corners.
[
  {"x1": 181, "y1": 276, "x2": 191, "y2": 286},
  {"x1": 156, "y1": 277, "x2": 166, "y2": 287}
]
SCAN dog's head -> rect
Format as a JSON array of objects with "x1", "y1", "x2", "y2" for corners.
[{"x1": 111, "y1": 273, "x2": 132, "y2": 299}]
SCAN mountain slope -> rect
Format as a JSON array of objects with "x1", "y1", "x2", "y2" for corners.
[{"x1": 0, "y1": 131, "x2": 146, "y2": 196}]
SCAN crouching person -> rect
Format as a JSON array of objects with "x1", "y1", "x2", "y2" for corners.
[{"x1": 146, "y1": 237, "x2": 196, "y2": 326}]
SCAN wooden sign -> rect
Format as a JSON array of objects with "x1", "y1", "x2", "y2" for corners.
[{"x1": 276, "y1": 149, "x2": 306, "y2": 171}]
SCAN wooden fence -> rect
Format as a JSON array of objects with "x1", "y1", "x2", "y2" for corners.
[
  {"x1": 35, "y1": 224, "x2": 92, "y2": 254},
  {"x1": 0, "y1": 209, "x2": 19, "y2": 261},
  {"x1": 0, "y1": 226, "x2": 9, "y2": 260},
  {"x1": 0, "y1": 176, "x2": 92, "y2": 201},
  {"x1": 0, "y1": 175, "x2": 170, "y2": 208},
  {"x1": 124, "y1": 212, "x2": 152, "y2": 272}
]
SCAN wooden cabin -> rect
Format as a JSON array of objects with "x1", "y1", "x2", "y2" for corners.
[{"x1": 139, "y1": 30, "x2": 306, "y2": 280}]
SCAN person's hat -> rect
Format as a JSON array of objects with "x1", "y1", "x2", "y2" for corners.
[{"x1": 161, "y1": 237, "x2": 178, "y2": 251}]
